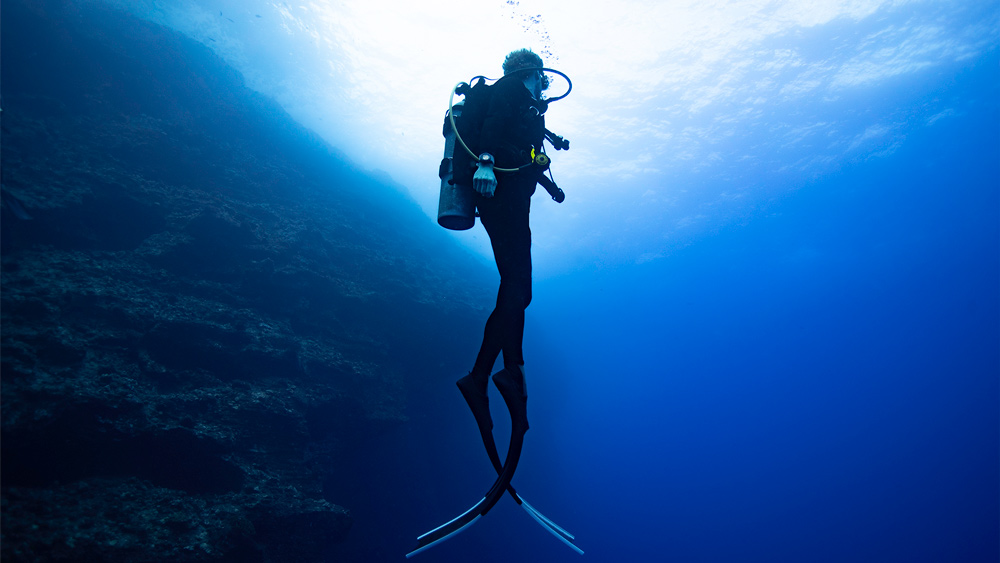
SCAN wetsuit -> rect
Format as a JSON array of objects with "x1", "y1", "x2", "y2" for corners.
[
  {"x1": 463, "y1": 76, "x2": 546, "y2": 375},
  {"x1": 406, "y1": 71, "x2": 577, "y2": 559},
  {"x1": 407, "y1": 66, "x2": 583, "y2": 558}
]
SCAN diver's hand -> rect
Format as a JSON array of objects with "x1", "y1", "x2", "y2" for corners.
[{"x1": 473, "y1": 153, "x2": 497, "y2": 198}]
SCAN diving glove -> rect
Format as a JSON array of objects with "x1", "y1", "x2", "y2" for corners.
[{"x1": 473, "y1": 153, "x2": 497, "y2": 198}]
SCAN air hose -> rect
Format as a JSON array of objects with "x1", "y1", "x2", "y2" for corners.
[{"x1": 447, "y1": 67, "x2": 572, "y2": 173}]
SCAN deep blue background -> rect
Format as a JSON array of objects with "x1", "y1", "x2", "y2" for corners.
[
  {"x1": 6, "y1": 2, "x2": 995, "y2": 560},
  {"x1": 329, "y1": 55, "x2": 998, "y2": 562}
]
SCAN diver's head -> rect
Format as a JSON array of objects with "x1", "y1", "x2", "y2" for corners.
[{"x1": 502, "y1": 48, "x2": 550, "y2": 95}]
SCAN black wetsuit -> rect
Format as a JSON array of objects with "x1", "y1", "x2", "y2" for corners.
[
  {"x1": 407, "y1": 71, "x2": 571, "y2": 558},
  {"x1": 462, "y1": 76, "x2": 546, "y2": 374}
]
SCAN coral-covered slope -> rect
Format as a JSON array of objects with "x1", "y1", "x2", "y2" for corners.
[{"x1": 1, "y1": 1, "x2": 490, "y2": 561}]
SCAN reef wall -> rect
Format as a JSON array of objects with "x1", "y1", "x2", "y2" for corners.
[{"x1": 0, "y1": 1, "x2": 490, "y2": 561}]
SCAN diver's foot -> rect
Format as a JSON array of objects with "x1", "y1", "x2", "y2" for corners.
[
  {"x1": 457, "y1": 371, "x2": 493, "y2": 430},
  {"x1": 492, "y1": 366, "x2": 529, "y2": 431}
]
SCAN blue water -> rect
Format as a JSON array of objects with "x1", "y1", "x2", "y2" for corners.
[
  {"x1": 4, "y1": 2, "x2": 996, "y2": 561},
  {"x1": 329, "y1": 58, "x2": 999, "y2": 561},
  {"x1": 528, "y1": 109, "x2": 998, "y2": 562}
]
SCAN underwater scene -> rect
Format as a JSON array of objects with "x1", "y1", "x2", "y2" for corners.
[{"x1": 2, "y1": 0, "x2": 997, "y2": 561}]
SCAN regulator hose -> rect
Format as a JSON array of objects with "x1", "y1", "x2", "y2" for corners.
[{"x1": 447, "y1": 68, "x2": 572, "y2": 173}]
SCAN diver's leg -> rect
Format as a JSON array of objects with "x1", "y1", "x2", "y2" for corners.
[
  {"x1": 457, "y1": 178, "x2": 530, "y2": 470},
  {"x1": 470, "y1": 308, "x2": 503, "y2": 379},
  {"x1": 457, "y1": 183, "x2": 518, "y2": 467},
  {"x1": 483, "y1": 176, "x2": 533, "y2": 372},
  {"x1": 456, "y1": 369, "x2": 501, "y2": 472},
  {"x1": 418, "y1": 181, "x2": 579, "y2": 557},
  {"x1": 459, "y1": 190, "x2": 513, "y2": 417},
  {"x1": 493, "y1": 180, "x2": 532, "y2": 430},
  {"x1": 469, "y1": 178, "x2": 528, "y2": 378}
]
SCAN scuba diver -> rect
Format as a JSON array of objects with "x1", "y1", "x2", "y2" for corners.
[{"x1": 408, "y1": 49, "x2": 582, "y2": 557}]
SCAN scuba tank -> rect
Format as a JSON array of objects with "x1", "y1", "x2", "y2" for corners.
[{"x1": 437, "y1": 100, "x2": 476, "y2": 230}]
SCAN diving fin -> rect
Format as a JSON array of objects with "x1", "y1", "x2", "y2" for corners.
[
  {"x1": 405, "y1": 498, "x2": 484, "y2": 558},
  {"x1": 491, "y1": 368, "x2": 583, "y2": 552},
  {"x1": 455, "y1": 367, "x2": 583, "y2": 554},
  {"x1": 407, "y1": 368, "x2": 529, "y2": 558},
  {"x1": 520, "y1": 497, "x2": 584, "y2": 554},
  {"x1": 408, "y1": 367, "x2": 582, "y2": 557},
  {"x1": 406, "y1": 395, "x2": 526, "y2": 558},
  {"x1": 492, "y1": 366, "x2": 528, "y2": 433},
  {"x1": 457, "y1": 372, "x2": 502, "y2": 470}
]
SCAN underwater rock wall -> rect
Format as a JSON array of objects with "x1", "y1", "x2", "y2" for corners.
[{"x1": 1, "y1": 1, "x2": 490, "y2": 561}]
